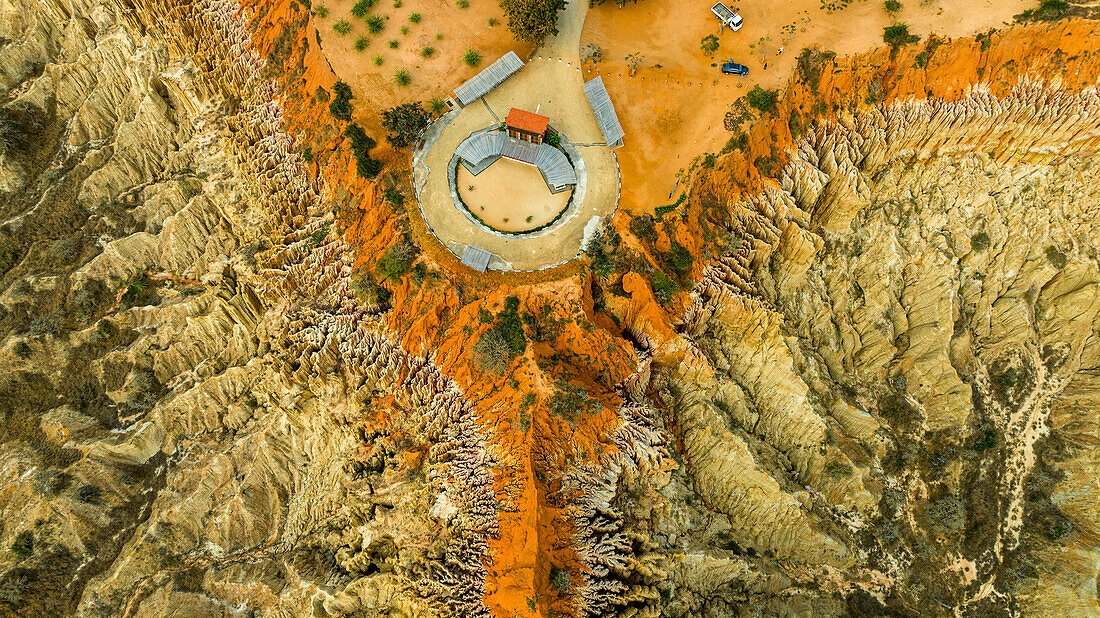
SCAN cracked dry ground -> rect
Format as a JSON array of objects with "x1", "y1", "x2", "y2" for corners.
[{"x1": 0, "y1": 0, "x2": 1098, "y2": 616}]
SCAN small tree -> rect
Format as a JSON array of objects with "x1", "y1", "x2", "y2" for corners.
[
  {"x1": 380, "y1": 102, "x2": 429, "y2": 147},
  {"x1": 625, "y1": 52, "x2": 643, "y2": 76},
  {"x1": 700, "y1": 34, "x2": 720, "y2": 57},
  {"x1": 500, "y1": 0, "x2": 567, "y2": 45}
]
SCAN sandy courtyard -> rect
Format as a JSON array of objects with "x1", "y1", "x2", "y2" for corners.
[{"x1": 457, "y1": 159, "x2": 572, "y2": 233}]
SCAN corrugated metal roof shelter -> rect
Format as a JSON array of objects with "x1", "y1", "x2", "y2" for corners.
[
  {"x1": 453, "y1": 52, "x2": 525, "y2": 107},
  {"x1": 455, "y1": 130, "x2": 506, "y2": 168},
  {"x1": 461, "y1": 245, "x2": 492, "y2": 272},
  {"x1": 532, "y1": 143, "x2": 576, "y2": 190},
  {"x1": 583, "y1": 77, "x2": 625, "y2": 148}
]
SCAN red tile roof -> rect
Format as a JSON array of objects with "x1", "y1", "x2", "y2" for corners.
[{"x1": 505, "y1": 108, "x2": 550, "y2": 135}]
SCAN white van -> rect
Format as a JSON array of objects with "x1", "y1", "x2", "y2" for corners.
[{"x1": 711, "y1": 2, "x2": 743, "y2": 31}]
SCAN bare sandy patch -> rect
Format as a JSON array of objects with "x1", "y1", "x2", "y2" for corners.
[
  {"x1": 457, "y1": 159, "x2": 572, "y2": 232},
  {"x1": 311, "y1": 0, "x2": 531, "y2": 154},
  {"x1": 580, "y1": 0, "x2": 1036, "y2": 214}
]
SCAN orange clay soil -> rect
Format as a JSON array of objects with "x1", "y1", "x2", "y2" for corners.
[
  {"x1": 580, "y1": 0, "x2": 1036, "y2": 216},
  {"x1": 239, "y1": 0, "x2": 1100, "y2": 613}
]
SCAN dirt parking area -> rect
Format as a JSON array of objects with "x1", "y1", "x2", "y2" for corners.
[
  {"x1": 457, "y1": 159, "x2": 572, "y2": 232},
  {"x1": 580, "y1": 0, "x2": 1036, "y2": 214}
]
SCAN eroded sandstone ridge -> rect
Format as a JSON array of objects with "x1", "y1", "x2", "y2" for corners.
[{"x1": 0, "y1": 0, "x2": 1098, "y2": 615}]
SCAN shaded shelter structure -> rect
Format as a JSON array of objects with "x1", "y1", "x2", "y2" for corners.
[
  {"x1": 455, "y1": 128, "x2": 577, "y2": 194},
  {"x1": 583, "y1": 77, "x2": 625, "y2": 148},
  {"x1": 452, "y1": 51, "x2": 525, "y2": 107}
]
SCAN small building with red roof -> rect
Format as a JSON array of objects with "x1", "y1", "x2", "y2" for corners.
[{"x1": 505, "y1": 108, "x2": 550, "y2": 144}]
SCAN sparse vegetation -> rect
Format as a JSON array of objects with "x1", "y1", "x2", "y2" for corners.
[
  {"x1": 400, "y1": 25, "x2": 409, "y2": 34},
  {"x1": 333, "y1": 19, "x2": 352, "y2": 35},
  {"x1": 421, "y1": 46, "x2": 436, "y2": 58},
  {"x1": 463, "y1": 48, "x2": 483, "y2": 67},
  {"x1": 796, "y1": 47, "x2": 837, "y2": 93},
  {"x1": 473, "y1": 296, "x2": 527, "y2": 373},
  {"x1": 651, "y1": 270, "x2": 680, "y2": 304},
  {"x1": 366, "y1": 15, "x2": 385, "y2": 33},
  {"x1": 373, "y1": 54, "x2": 385, "y2": 65},
  {"x1": 1015, "y1": 0, "x2": 1070, "y2": 22},
  {"x1": 354, "y1": 36, "x2": 370, "y2": 51},
  {"x1": 883, "y1": 23, "x2": 920, "y2": 49},
  {"x1": 456, "y1": 0, "x2": 469, "y2": 7},
  {"x1": 383, "y1": 187, "x2": 405, "y2": 206},
  {"x1": 408, "y1": 11, "x2": 421, "y2": 22},
  {"x1": 429, "y1": 96, "x2": 447, "y2": 113},
  {"x1": 550, "y1": 566, "x2": 572, "y2": 592},
  {"x1": 388, "y1": 39, "x2": 399, "y2": 49},
  {"x1": 394, "y1": 68, "x2": 412, "y2": 86},
  {"x1": 487, "y1": 16, "x2": 499, "y2": 26},
  {"x1": 313, "y1": 3, "x2": 330, "y2": 17},
  {"x1": 884, "y1": 0, "x2": 901, "y2": 13}
]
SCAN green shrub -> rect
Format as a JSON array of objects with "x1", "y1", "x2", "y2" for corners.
[
  {"x1": 400, "y1": 25, "x2": 409, "y2": 34},
  {"x1": 825, "y1": 461, "x2": 853, "y2": 478},
  {"x1": 1016, "y1": 0, "x2": 1069, "y2": 22},
  {"x1": 473, "y1": 296, "x2": 528, "y2": 373},
  {"x1": 884, "y1": 0, "x2": 901, "y2": 13},
  {"x1": 651, "y1": 270, "x2": 679, "y2": 304},
  {"x1": 701, "y1": 153, "x2": 717, "y2": 168},
  {"x1": 456, "y1": 0, "x2": 469, "y2": 7},
  {"x1": 345, "y1": 123, "x2": 383, "y2": 178},
  {"x1": 313, "y1": 4, "x2": 330, "y2": 17},
  {"x1": 665, "y1": 241, "x2": 693, "y2": 277},
  {"x1": 366, "y1": 15, "x2": 385, "y2": 32},
  {"x1": 354, "y1": 36, "x2": 370, "y2": 51},
  {"x1": 375, "y1": 241, "x2": 418, "y2": 281},
  {"x1": 329, "y1": 81, "x2": 354, "y2": 120},
  {"x1": 388, "y1": 39, "x2": 399, "y2": 48},
  {"x1": 409, "y1": 11, "x2": 421, "y2": 22},
  {"x1": 883, "y1": 23, "x2": 920, "y2": 48},
  {"x1": 746, "y1": 85, "x2": 778, "y2": 113},
  {"x1": 373, "y1": 54, "x2": 384, "y2": 65},
  {"x1": 309, "y1": 222, "x2": 331, "y2": 247},
  {"x1": 394, "y1": 69, "x2": 411, "y2": 86},
  {"x1": 463, "y1": 48, "x2": 483, "y2": 67},
  {"x1": 1045, "y1": 245, "x2": 1067, "y2": 269},
  {"x1": 970, "y1": 231, "x2": 990, "y2": 251},
  {"x1": 429, "y1": 96, "x2": 447, "y2": 113},
  {"x1": 421, "y1": 46, "x2": 436, "y2": 58},
  {"x1": 351, "y1": 0, "x2": 376, "y2": 17},
  {"x1": 333, "y1": 19, "x2": 352, "y2": 34},
  {"x1": 383, "y1": 187, "x2": 405, "y2": 206},
  {"x1": 550, "y1": 566, "x2": 571, "y2": 592},
  {"x1": 488, "y1": 16, "x2": 499, "y2": 26}
]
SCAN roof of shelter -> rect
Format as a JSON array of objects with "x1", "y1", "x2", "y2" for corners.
[
  {"x1": 453, "y1": 52, "x2": 525, "y2": 106},
  {"x1": 505, "y1": 108, "x2": 550, "y2": 135},
  {"x1": 582, "y1": 76, "x2": 625, "y2": 147}
]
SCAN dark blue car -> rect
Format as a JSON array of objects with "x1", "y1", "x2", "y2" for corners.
[{"x1": 721, "y1": 60, "x2": 749, "y2": 76}]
